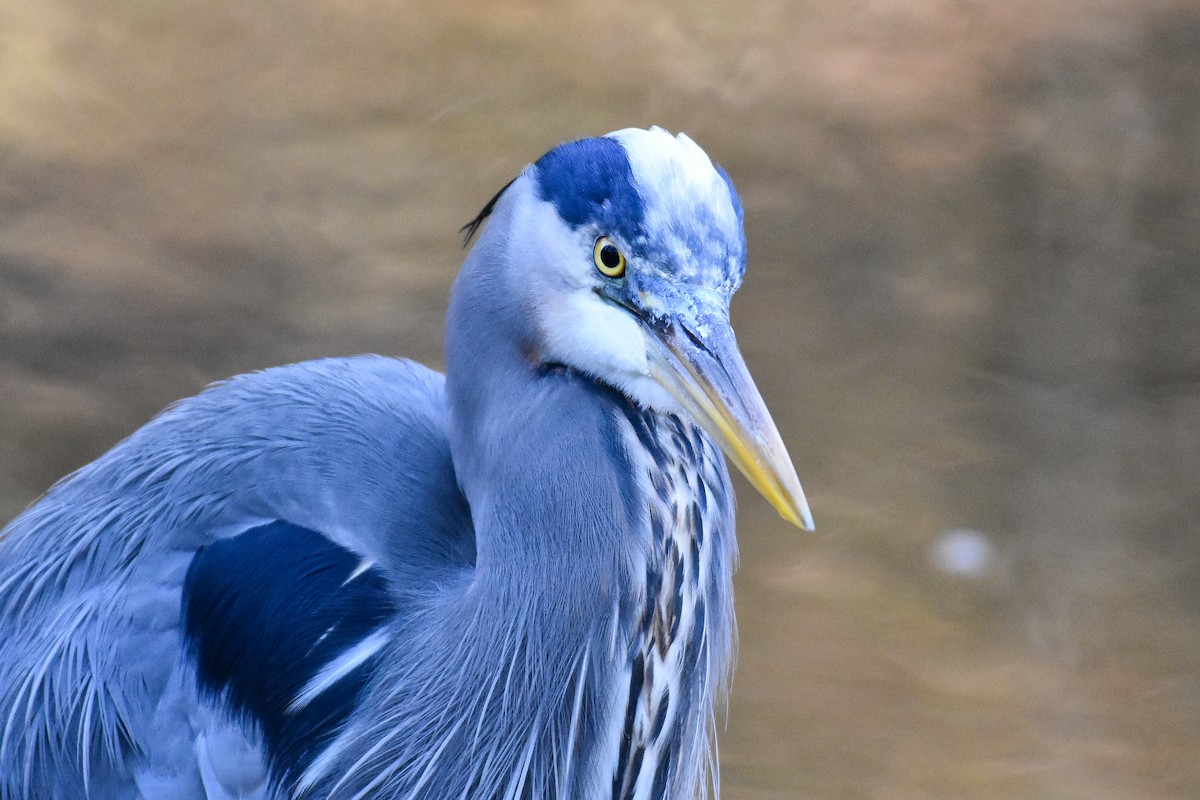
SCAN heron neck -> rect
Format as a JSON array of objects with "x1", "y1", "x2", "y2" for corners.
[
  {"x1": 445, "y1": 225, "x2": 647, "y2": 588},
  {"x1": 446, "y1": 333, "x2": 642, "y2": 591}
]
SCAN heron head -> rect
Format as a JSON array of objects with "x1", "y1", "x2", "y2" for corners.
[{"x1": 464, "y1": 127, "x2": 812, "y2": 530}]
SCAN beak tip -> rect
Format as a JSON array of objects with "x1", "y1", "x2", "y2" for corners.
[
  {"x1": 765, "y1": 478, "x2": 813, "y2": 531},
  {"x1": 776, "y1": 476, "x2": 814, "y2": 532},
  {"x1": 784, "y1": 499, "x2": 815, "y2": 532}
]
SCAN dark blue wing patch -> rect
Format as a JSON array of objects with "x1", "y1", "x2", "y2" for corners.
[{"x1": 182, "y1": 520, "x2": 396, "y2": 786}]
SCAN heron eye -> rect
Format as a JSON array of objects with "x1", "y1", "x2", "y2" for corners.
[{"x1": 593, "y1": 236, "x2": 626, "y2": 278}]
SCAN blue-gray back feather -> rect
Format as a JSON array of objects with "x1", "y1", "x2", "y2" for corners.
[{"x1": 0, "y1": 356, "x2": 474, "y2": 798}]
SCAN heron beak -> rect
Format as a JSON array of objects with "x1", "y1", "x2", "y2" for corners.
[{"x1": 641, "y1": 314, "x2": 814, "y2": 531}]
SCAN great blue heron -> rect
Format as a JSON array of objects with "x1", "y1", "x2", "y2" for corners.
[{"x1": 0, "y1": 127, "x2": 811, "y2": 799}]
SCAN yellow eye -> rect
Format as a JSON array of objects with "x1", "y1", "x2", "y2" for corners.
[{"x1": 593, "y1": 236, "x2": 626, "y2": 278}]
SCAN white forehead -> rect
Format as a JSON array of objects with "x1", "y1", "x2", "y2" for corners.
[
  {"x1": 607, "y1": 127, "x2": 734, "y2": 220},
  {"x1": 605, "y1": 127, "x2": 743, "y2": 291},
  {"x1": 608, "y1": 127, "x2": 716, "y2": 178}
]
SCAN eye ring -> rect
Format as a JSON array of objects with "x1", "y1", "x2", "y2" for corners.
[{"x1": 593, "y1": 236, "x2": 626, "y2": 278}]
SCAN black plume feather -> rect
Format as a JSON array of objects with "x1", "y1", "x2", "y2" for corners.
[{"x1": 459, "y1": 177, "x2": 517, "y2": 247}]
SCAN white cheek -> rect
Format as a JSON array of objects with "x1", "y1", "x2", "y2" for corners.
[
  {"x1": 539, "y1": 292, "x2": 644, "y2": 377},
  {"x1": 515, "y1": 192, "x2": 684, "y2": 414},
  {"x1": 536, "y1": 292, "x2": 683, "y2": 414}
]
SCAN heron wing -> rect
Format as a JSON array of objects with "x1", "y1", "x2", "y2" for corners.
[{"x1": 0, "y1": 356, "x2": 474, "y2": 799}]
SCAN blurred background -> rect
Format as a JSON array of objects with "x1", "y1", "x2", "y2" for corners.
[{"x1": 1, "y1": 1, "x2": 1198, "y2": 797}]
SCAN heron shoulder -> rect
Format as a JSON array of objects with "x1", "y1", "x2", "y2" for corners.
[
  {"x1": 0, "y1": 355, "x2": 474, "y2": 798},
  {"x1": 1, "y1": 355, "x2": 471, "y2": 580}
]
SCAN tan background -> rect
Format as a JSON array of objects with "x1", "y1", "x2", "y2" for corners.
[{"x1": 2, "y1": 1, "x2": 1198, "y2": 797}]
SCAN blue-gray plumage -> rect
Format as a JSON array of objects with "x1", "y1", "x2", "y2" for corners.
[{"x1": 0, "y1": 127, "x2": 811, "y2": 799}]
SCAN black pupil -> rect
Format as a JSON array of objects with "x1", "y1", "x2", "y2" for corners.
[{"x1": 600, "y1": 244, "x2": 622, "y2": 270}]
